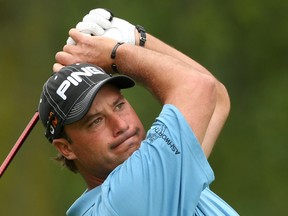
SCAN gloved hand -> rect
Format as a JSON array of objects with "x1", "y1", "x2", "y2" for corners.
[
  {"x1": 67, "y1": 8, "x2": 136, "y2": 45},
  {"x1": 67, "y1": 8, "x2": 113, "y2": 45},
  {"x1": 102, "y1": 17, "x2": 136, "y2": 45}
]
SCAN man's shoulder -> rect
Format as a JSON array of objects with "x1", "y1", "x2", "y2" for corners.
[{"x1": 66, "y1": 186, "x2": 101, "y2": 216}]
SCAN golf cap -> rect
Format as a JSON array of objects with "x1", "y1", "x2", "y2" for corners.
[{"x1": 38, "y1": 63, "x2": 135, "y2": 142}]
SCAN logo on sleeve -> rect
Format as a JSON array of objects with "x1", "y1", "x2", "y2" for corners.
[{"x1": 147, "y1": 125, "x2": 180, "y2": 155}]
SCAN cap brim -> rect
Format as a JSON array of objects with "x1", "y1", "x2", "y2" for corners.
[{"x1": 64, "y1": 75, "x2": 135, "y2": 125}]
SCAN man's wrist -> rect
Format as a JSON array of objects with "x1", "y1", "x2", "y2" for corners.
[
  {"x1": 110, "y1": 42, "x2": 124, "y2": 72},
  {"x1": 135, "y1": 25, "x2": 146, "y2": 47}
]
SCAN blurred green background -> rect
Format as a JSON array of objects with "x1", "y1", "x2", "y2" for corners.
[{"x1": 0, "y1": 0, "x2": 287, "y2": 215}]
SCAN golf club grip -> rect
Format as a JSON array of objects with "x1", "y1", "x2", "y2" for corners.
[{"x1": 0, "y1": 112, "x2": 39, "y2": 177}]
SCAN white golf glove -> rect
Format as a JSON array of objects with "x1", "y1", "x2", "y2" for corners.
[
  {"x1": 67, "y1": 8, "x2": 136, "y2": 45},
  {"x1": 102, "y1": 17, "x2": 136, "y2": 44},
  {"x1": 67, "y1": 8, "x2": 112, "y2": 45}
]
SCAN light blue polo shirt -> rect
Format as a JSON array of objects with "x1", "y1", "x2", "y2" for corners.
[{"x1": 67, "y1": 104, "x2": 238, "y2": 215}]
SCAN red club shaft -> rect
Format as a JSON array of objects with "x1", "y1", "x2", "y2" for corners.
[{"x1": 0, "y1": 112, "x2": 39, "y2": 177}]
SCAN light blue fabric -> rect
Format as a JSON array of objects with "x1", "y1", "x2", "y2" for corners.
[
  {"x1": 195, "y1": 188, "x2": 239, "y2": 215},
  {"x1": 67, "y1": 104, "x2": 238, "y2": 216}
]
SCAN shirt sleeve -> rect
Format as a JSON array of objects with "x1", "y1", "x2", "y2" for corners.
[{"x1": 101, "y1": 104, "x2": 215, "y2": 216}]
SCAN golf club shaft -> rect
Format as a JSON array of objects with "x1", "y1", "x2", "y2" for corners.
[{"x1": 0, "y1": 112, "x2": 39, "y2": 177}]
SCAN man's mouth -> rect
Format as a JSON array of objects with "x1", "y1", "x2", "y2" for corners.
[{"x1": 110, "y1": 130, "x2": 139, "y2": 150}]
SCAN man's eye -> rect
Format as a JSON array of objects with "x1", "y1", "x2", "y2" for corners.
[
  {"x1": 89, "y1": 117, "x2": 102, "y2": 127},
  {"x1": 93, "y1": 118, "x2": 102, "y2": 124},
  {"x1": 115, "y1": 102, "x2": 125, "y2": 110}
]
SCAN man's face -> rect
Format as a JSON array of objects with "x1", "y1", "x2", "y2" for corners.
[{"x1": 64, "y1": 84, "x2": 145, "y2": 180}]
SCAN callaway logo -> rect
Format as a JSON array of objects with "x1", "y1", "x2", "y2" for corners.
[{"x1": 57, "y1": 66, "x2": 105, "y2": 100}]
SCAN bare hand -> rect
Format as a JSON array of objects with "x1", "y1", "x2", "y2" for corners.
[{"x1": 54, "y1": 28, "x2": 118, "y2": 72}]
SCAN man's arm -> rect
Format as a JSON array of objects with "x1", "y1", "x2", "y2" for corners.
[
  {"x1": 138, "y1": 33, "x2": 231, "y2": 157},
  {"x1": 54, "y1": 29, "x2": 217, "y2": 147}
]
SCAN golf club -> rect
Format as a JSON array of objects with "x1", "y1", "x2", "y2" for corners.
[{"x1": 0, "y1": 111, "x2": 39, "y2": 177}]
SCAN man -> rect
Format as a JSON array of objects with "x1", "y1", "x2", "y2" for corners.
[{"x1": 39, "y1": 9, "x2": 238, "y2": 215}]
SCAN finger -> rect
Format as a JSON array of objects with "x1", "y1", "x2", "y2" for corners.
[
  {"x1": 55, "y1": 51, "x2": 77, "y2": 66},
  {"x1": 53, "y1": 63, "x2": 64, "y2": 72},
  {"x1": 76, "y1": 21, "x2": 104, "y2": 35},
  {"x1": 83, "y1": 14, "x2": 111, "y2": 29},
  {"x1": 89, "y1": 8, "x2": 113, "y2": 21},
  {"x1": 68, "y1": 28, "x2": 85, "y2": 44}
]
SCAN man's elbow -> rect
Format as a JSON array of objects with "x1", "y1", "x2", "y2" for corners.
[{"x1": 217, "y1": 82, "x2": 231, "y2": 121}]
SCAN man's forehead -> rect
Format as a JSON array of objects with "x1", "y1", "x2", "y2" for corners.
[
  {"x1": 90, "y1": 84, "x2": 124, "y2": 110},
  {"x1": 72, "y1": 85, "x2": 124, "y2": 126}
]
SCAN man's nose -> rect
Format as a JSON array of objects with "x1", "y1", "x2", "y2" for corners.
[{"x1": 111, "y1": 114, "x2": 129, "y2": 136}]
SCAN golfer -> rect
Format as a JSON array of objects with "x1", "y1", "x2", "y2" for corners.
[{"x1": 39, "y1": 9, "x2": 239, "y2": 215}]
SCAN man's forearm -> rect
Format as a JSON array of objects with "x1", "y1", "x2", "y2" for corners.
[
  {"x1": 140, "y1": 32, "x2": 231, "y2": 157},
  {"x1": 139, "y1": 33, "x2": 210, "y2": 75}
]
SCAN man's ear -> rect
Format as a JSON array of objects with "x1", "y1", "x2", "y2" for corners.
[{"x1": 52, "y1": 138, "x2": 77, "y2": 160}]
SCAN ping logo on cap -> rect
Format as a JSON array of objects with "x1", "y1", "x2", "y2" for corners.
[{"x1": 57, "y1": 66, "x2": 105, "y2": 100}]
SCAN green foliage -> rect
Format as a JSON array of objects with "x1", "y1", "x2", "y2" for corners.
[{"x1": 0, "y1": 0, "x2": 287, "y2": 215}]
